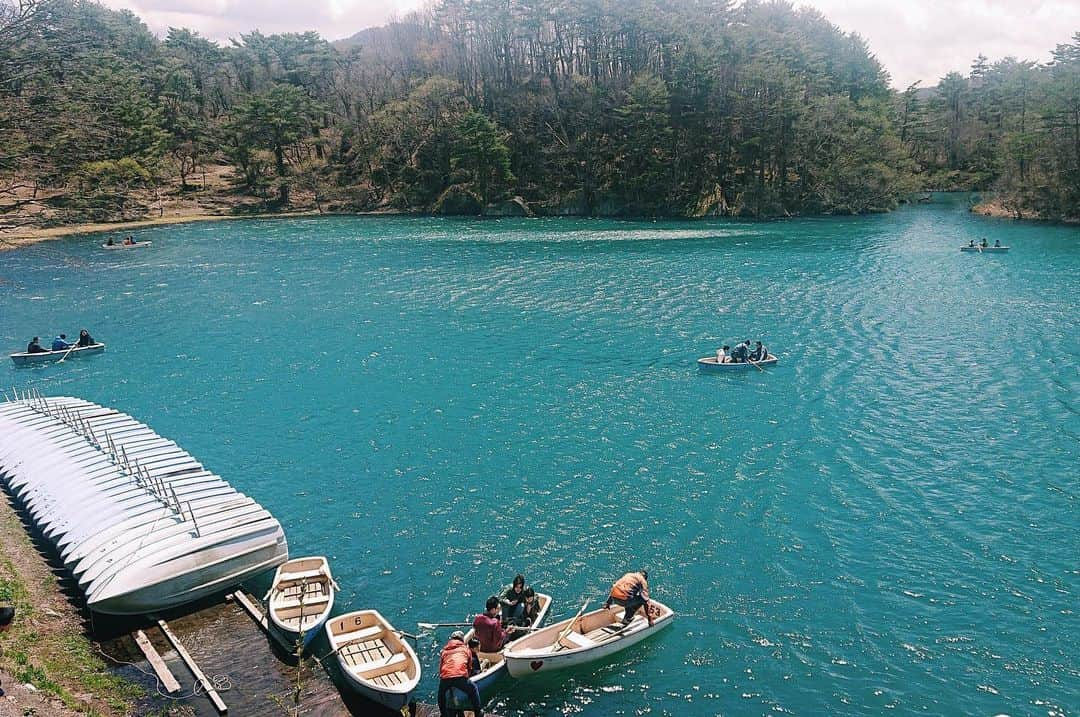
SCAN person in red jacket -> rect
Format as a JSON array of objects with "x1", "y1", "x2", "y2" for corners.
[
  {"x1": 472, "y1": 596, "x2": 508, "y2": 652},
  {"x1": 437, "y1": 631, "x2": 482, "y2": 717},
  {"x1": 603, "y1": 569, "x2": 654, "y2": 626}
]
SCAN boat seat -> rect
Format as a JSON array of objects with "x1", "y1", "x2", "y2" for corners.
[
  {"x1": 358, "y1": 651, "x2": 407, "y2": 679},
  {"x1": 281, "y1": 568, "x2": 327, "y2": 582},
  {"x1": 559, "y1": 631, "x2": 593, "y2": 650},
  {"x1": 276, "y1": 594, "x2": 331, "y2": 610},
  {"x1": 343, "y1": 625, "x2": 384, "y2": 642}
]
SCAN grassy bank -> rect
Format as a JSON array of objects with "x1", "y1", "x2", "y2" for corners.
[{"x1": 0, "y1": 493, "x2": 143, "y2": 715}]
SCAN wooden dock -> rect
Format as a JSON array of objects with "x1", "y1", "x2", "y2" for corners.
[{"x1": 101, "y1": 593, "x2": 486, "y2": 717}]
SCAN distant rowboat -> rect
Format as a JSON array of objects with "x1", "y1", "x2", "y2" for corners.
[
  {"x1": 325, "y1": 609, "x2": 421, "y2": 710},
  {"x1": 102, "y1": 241, "x2": 152, "y2": 249},
  {"x1": 960, "y1": 245, "x2": 1008, "y2": 253},
  {"x1": 504, "y1": 600, "x2": 674, "y2": 677},
  {"x1": 697, "y1": 354, "x2": 777, "y2": 371},
  {"x1": 266, "y1": 556, "x2": 336, "y2": 654},
  {"x1": 10, "y1": 343, "x2": 106, "y2": 366}
]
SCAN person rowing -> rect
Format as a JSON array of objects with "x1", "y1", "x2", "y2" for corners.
[
  {"x1": 730, "y1": 340, "x2": 750, "y2": 363},
  {"x1": 749, "y1": 341, "x2": 768, "y2": 362}
]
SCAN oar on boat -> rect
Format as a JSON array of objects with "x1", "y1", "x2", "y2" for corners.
[
  {"x1": 551, "y1": 600, "x2": 589, "y2": 651},
  {"x1": 56, "y1": 342, "x2": 80, "y2": 363}
]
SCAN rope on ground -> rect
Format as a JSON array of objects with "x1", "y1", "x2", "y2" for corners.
[{"x1": 93, "y1": 642, "x2": 234, "y2": 701}]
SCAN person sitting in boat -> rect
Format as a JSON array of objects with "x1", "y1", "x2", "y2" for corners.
[
  {"x1": 520, "y1": 587, "x2": 541, "y2": 627},
  {"x1": 729, "y1": 340, "x2": 750, "y2": 363},
  {"x1": 498, "y1": 574, "x2": 527, "y2": 625},
  {"x1": 749, "y1": 341, "x2": 768, "y2": 362},
  {"x1": 76, "y1": 329, "x2": 95, "y2": 347},
  {"x1": 994, "y1": 240, "x2": 1001, "y2": 247},
  {"x1": 968, "y1": 240, "x2": 975, "y2": 247},
  {"x1": 472, "y1": 596, "x2": 508, "y2": 652},
  {"x1": 106, "y1": 237, "x2": 115, "y2": 246},
  {"x1": 716, "y1": 345, "x2": 730, "y2": 363},
  {"x1": 26, "y1": 337, "x2": 47, "y2": 354},
  {"x1": 981, "y1": 238, "x2": 988, "y2": 247},
  {"x1": 123, "y1": 236, "x2": 134, "y2": 245},
  {"x1": 603, "y1": 570, "x2": 654, "y2": 627},
  {"x1": 436, "y1": 630, "x2": 483, "y2": 717},
  {"x1": 51, "y1": 334, "x2": 72, "y2": 351}
]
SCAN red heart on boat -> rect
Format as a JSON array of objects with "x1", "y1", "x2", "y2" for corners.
[{"x1": 530, "y1": 660, "x2": 543, "y2": 671}]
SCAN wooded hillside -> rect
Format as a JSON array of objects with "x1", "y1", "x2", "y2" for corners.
[{"x1": 1, "y1": 0, "x2": 1076, "y2": 227}]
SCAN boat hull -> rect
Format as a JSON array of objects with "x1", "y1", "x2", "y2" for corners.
[
  {"x1": 10, "y1": 343, "x2": 106, "y2": 366},
  {"x1": 698, "y1": 354, "x2": 777, "y2": 371},
  {"x1": 102, "y1": 241, "x2": 152, "y2": 249}
]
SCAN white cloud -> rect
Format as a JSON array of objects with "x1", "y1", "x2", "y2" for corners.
[{"x1": 99, "y1": 0, "x2": 1079, "y2": 88}]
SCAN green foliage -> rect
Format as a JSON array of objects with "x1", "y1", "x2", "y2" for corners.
[
  {"x1": 1, "y1": 0, "x2": 1075, "y2": 220},
  {"x1": 450, "y1": 110, "x2": 514, "y2": 205}
]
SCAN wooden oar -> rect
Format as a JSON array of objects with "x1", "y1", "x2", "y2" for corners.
[
  {"x1": 417, "y1": 621, "x2": 473, "y2": 630},
  {"x1": 747, "y1": 358, "x2": 764, "y2": 372},
  {"x1": 56, "y1": 342, "x2": 79, "y2": 363},
  {"x1": 551, "y1": 600, "x2": 589, "y2": 650}
]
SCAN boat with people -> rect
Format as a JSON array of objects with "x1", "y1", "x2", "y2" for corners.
[
  {"x1": 10, "y1": 343, "x2": 106, "y2": 366},
  {"x1": 503, "y1": 599, "x2": 674, "y2": 677},
  {"x1": 447, "y1": 592, "x2": 553, "y2": 708},
  {"x1": 325, "y1": 609, "x2": 421, "y2": 710},
  {"x1": 266, "y1": 556, "x2": 336, "y2": 654},
  {"x1": 102, "y1": 239, "x2": 151, "y2": 249},
  {"x1": 960, "y1": 245, "x2": 1008, "y2": 252},
  {"x1": 698, "y1": 354, "x2": 777, "y2": 371}
]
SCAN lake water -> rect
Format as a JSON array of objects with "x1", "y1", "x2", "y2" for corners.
[{"x1": 1, "y1": 196, "x2": 1077, "y2": 716}]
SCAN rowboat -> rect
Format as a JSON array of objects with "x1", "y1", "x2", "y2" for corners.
[
  {"x1": 266, "y1": 556, "x2": 337, "y2": 653},
  {"x1": 960, "y1": 245, "x2": 1008, "y2": 252},
  {"x1": 448, "y1": 592, "x2": 553, "y2": 708},
  {"x1": 697, "y1": 354, "x2": 777, "y2": 371},
  {"x1": 10, "y1": 343, "x2": 106, "y2": 366},
  {"x1": 504, "y1": 600, "x2": 674, "y2": 677},
  {"x1": 325, "y1": 610, "x2": 421, "y2": 710},
  {"x1": 102, "y1": 241, "x2": 152, "y2": 249}
]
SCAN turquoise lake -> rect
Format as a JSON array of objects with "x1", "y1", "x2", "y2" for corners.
[{"x1": 1, "y1": 196, "x2": 1077, "y2": 716}]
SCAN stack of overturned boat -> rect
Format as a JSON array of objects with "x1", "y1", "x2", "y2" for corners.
[{"x1": 0, "y1": 392, "x2": 288, "y2": 615}]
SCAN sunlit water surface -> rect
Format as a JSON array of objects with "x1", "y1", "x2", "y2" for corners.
[{"x1": 1, "y1": 196, "x2": 1077, "y2": 716}]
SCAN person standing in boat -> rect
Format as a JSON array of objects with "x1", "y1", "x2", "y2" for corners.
[
  {"x1": 436, "y1": 630, "x2": 483, "y2": 717},
  {"x1": 498, "y1": 574, "x2": 528, "y2": 625},
  {"x1": 76, "y1": 329, "x2": 95, "y2": 347},
  {"x1": 603, "y1": 570, "x2": 654, "y2": 627},
  {"x1": 51, "y1": 334, "x2": 72, "y2": 351},
  {"x1": 472, "y1": 596, "x2": 508, "y2": 652},
  {"x1": 26, "y1": 337, "x2": 47, "y2": 353}
]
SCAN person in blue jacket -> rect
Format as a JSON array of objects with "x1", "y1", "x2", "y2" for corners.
[{"x1": 51, "y1": 334, "x2": 72, "y2": 351}]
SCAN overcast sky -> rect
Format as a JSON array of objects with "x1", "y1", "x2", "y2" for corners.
[{"x1": 98, "y1": 0, "x2": 1080, "y2": 89}]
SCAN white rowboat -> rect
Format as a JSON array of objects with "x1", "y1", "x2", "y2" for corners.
[
  {"x1": 10, "y1": 343, "x2": 106, "y2": 366},
  {"x1": 504, "y1": 600, "x2": 674, "y2": 677},
  {"x1": 325, "y1": 610, "x2": 421, "y2": 710},
  {"x1": 267, "y1": 556, "x2": 337, "y2": 654}
]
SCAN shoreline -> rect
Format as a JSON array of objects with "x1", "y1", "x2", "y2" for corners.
[{"x1": 0, "y1": 211, "x2": 322, "y2": 252}]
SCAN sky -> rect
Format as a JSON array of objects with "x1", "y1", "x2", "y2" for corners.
[{"x1": 97, "y1": 0, "x2": 1080, "y2": 89}]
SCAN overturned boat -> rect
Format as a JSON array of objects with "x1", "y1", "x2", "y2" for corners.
[{"x1": 0, "y1": 391, "x2": 288, "y2": 615}]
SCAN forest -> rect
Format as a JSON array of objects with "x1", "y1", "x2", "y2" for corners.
[{"x1": 0, "y1": 0, "x2": 1077, "y2": 226}]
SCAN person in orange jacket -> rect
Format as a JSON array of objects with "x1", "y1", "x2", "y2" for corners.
[
  {"x1": 603, "y1": 569, "x2": 654, "y2": 626},
  {"x1": 436, "y1": 631, "x2": 483, "y2": 717}
]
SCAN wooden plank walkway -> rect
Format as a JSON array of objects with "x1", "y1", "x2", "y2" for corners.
[{"x1": 100, "y1": 594, "x2": 489, "y2": 717}]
